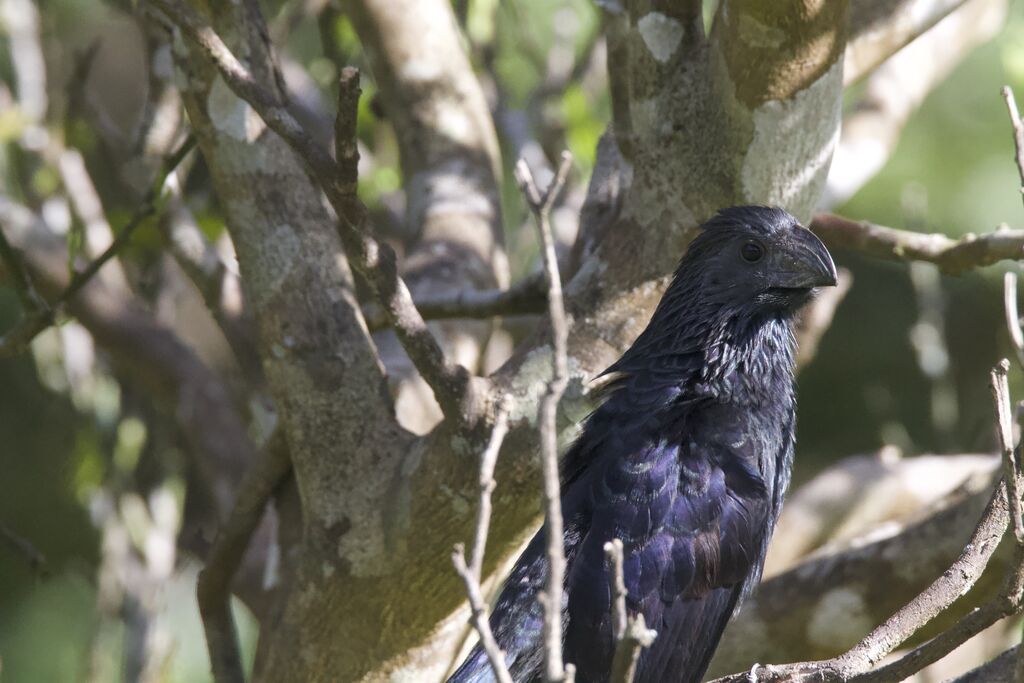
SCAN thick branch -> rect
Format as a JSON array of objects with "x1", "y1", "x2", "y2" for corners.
[
  {"x1": 363, "y1": 274, "x2": 547, "y2": 332},
  {"x1": 810, "y1": 214, "x2": 1024, "y2": 274},
  {"x1": 198, "y1": 435, "x2": 291, "y2": 683},
  {"x1": 845, "y1": 0, "x2": 971, "y2": 85},
  {"x1": 152, "y1": 0, "x2": 474, "y2": 420},
  {"x1": 825, "y1": 0, "x2": 1007, "y2": 208}
]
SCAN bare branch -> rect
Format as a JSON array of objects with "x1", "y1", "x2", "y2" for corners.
[
  {"x1": 991, "y1": 361, "x2": 1023, "y2": 543},
  {"x1": 1002, "y1": 85, "x2": 1024, "y2": 211},
  {"x1": 469, "y1": 397, "x2": 511, "y2": 581},
  {"x1": 159, "y1": 196, "x2": 260, "y2": 380},
  {"x1": 810, "y1": 213, "x2": 1024, "y2": 274},
  {"x1": 604, "y1": 539, "x2": 657, "y2": 683},
  {"x1": 825, "y1": 0, "x2": 1007, "y2": 208},
  {"x1": 451, "y1": 397, "x2": 513, "y2": 683},
  {"x1": 363, "y1": 274, "x2": 547, "y2": 332},
  {"x1": 452, "y1": 545, "x2": 514, "y2": 683},
  {"x1": 515, "y1": 151, "x2": 574, "y2": 683},
  {"x1": 152, "y1": 0, "x2": 475, "y2": 420},
  {"x1": 1003, "y1": 273, "x2": 1024, "y2": 369},
  {"x1": 610, "y1": 615, "x2": 657, "y2": 683},
  {"x1": 845, "y1": 0, "x2": 971, "y2": 85},
  {"x1": 712, "y1": 476, "x2": 1010, "y2": 682},
  {"x1": 198, "y1": 434, "x2": 291, "y2": 683},
  {"x1": 951, "y1": 643, "x2": 1021, "y2": 682},
  {"x1": 0, "y1": 136, "x2": 196, "y2": 357},
  {"x1": 604, "y1": 539, "x2": 628, "y2": 641}
]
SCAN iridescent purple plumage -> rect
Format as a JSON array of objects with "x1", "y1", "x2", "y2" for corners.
[{"x1": 450, "y1": 206, "x2": 837, "y2": 683}]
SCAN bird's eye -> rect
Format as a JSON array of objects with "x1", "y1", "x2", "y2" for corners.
[{"x1": 740, "y1": 241, "x2": 764, "y2": 263}]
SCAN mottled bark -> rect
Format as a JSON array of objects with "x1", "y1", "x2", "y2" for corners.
[{"x1": 348, "y1": 0, "x2": 507, "y2": 434}]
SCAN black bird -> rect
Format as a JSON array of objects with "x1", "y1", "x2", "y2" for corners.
[{"x1": 450, "y1": 206, "x2": 837, "y2": 683}]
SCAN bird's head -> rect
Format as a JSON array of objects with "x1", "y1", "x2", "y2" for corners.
[{"x1": 681, "y1": 206, "x2": 837, "y2": 316}]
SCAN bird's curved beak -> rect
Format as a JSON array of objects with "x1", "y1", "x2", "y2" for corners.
[{"x1": 771, "y1": 227, "x2": 837, "y2": 289}]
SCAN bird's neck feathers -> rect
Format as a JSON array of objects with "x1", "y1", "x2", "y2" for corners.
[
  {"x1": 697, "y1": 307, "x2": 796, "y2": 405},
  {"x1": 607, "y1": 270, "x2": 798, "y2": 408}
]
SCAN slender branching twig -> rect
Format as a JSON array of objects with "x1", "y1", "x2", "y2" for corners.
[
  {"x1": 604, "y1": 539, "x2": 657, "y2": 683},
  {"x1": 452, "y1": 395, "x2": 513, "y2": 683},
  {"x1": 515, "y1": 151, "x2": 575, "y2": 683},
  {"x1": 0, "y1": 135, "x2": 195, "y2": 357},
  {"x1": 151, "y1": 0, "x2": 474, "y2": 420}
]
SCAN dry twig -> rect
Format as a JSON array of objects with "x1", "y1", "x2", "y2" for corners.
[
  {"x1": 451, "y1": 396, "x2": 513, "y2": 683},
  {"x1": 151, "y1": 0, "x2": 474, "y2": 420},
  {"x1": 604, "y1": 539, "x2": 657, "y2": 683},
  {"x1": 0, "y1": 135, "x2": 195, "y2": 357},
  {"x1": 515, "y1": 151, "x2": 574, "y2": 683}
]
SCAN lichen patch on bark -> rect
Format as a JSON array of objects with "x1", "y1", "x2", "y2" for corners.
[{"x1": 637, "y1": 12, "x2": 684, "y2": 64}]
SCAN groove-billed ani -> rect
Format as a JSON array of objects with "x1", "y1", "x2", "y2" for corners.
[{"x1": 449, "y1": 206, "x2": 837, "y2": 683}]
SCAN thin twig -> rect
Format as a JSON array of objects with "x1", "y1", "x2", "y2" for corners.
[
  {"x1": 810, "y1": 213, "x2": 1024, "y2": 275},
  {"x1": 151, "y1": 0, "x2": 473, "y2": 420},
  {"x1": 604, "y1": 539, "x2": 628, "y2": 641},
  {"x1": 604, "y1": 539, "x2": 657, "y2": 683},
  {"x1": 1002, "y1": 86, "x2": 1024, "y2": 212},
  {"x1": 197, "y1": 434, "x2": 291, "y2": 683},
  {"x1": 453, "y1": 545, "x2": 514, "y2": 683},
  {"x1": 0, "y1": 136, "x2": 195, "y2": 357},
  {"x1": 992, "y1": 360, "x2": 1023, "y2": 543},
  {"x1": 451, "y1": 396, "x2": 513, "y2": 682},
  {"x1": 469, "y1": 397, "x2": 512, "y2": 581},
  {"x1": 515, "y1": 151, "x2": 574, "y2": 683},
  {"x1": 610, "y1": 615, "x2": 657, "y2": 683},
  {"x1": 1004, "y1": 272, "x2": 1024, "y2": 369}
]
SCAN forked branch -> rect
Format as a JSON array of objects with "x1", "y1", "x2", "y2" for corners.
[{"x1": 515, "y1": 151, "x2": 575, "y2": 683}]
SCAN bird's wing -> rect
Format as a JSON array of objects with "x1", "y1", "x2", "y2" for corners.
[
  {"x1": 563, "y1": 406, "x2": 775, "y2": 683},
  {"x1": 635, "y1": 406, "x2": 795, "y2": 683}
]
